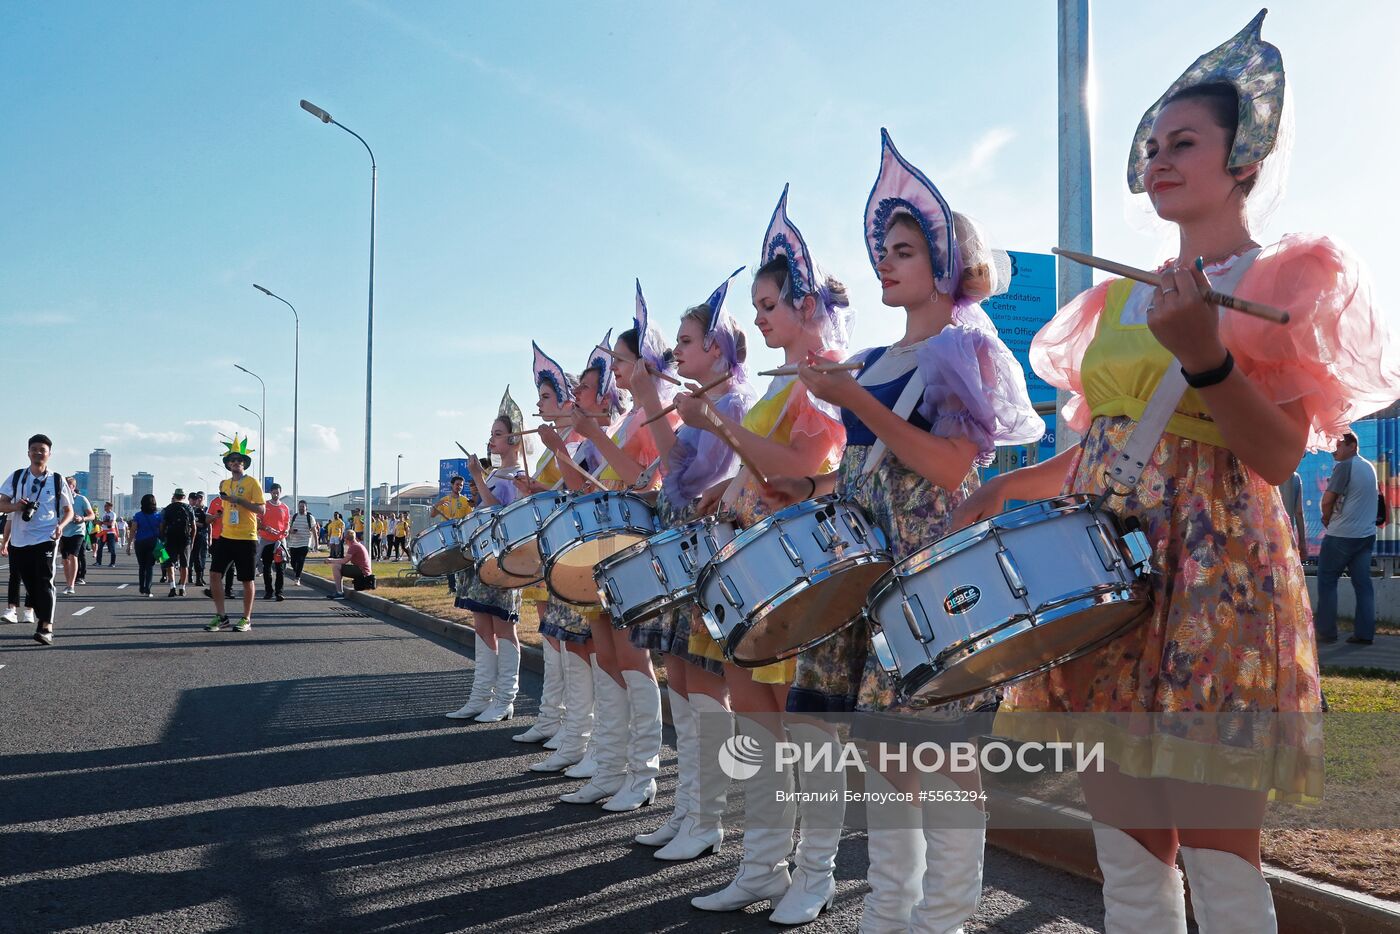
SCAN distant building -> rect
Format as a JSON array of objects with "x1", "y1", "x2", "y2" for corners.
[
  {"x1": 88, "y1": 449, "x2": 112, "y2": 503},
  {"x1": 132, "y1": 472, "x2": 154, "y2": 502}
]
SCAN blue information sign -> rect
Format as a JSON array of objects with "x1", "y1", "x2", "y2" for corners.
[
  {"x1": 438, "y1": 458, "x2": 474, "y2": 499},
  {"x1": 981, "y1": 250, "x2": 1059, "y2": 466}
]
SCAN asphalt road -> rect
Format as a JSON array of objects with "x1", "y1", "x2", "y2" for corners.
[{"x1": 0, "y1": 561, "x2": 1106, "y2": 932}]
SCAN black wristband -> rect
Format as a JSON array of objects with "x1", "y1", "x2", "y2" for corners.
[
  {"x1": 1181, "y1": 349, "x2": 1234, "y2": 389},
  {"x1": 804, "y1": 476, "x2": 817, "y2": 499}
]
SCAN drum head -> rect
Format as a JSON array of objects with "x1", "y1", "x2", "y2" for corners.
[
  {"x1": 500, "y1": 541, "x2": 544, "y2": 579},
  {"x1": 731, "y1": 560, "x2": 891, "y2": 667},
  {"x1": 547, "y1": 534, "x2": 649, "y2": 605},
  {"x1": 915, "y1": 592, "x2": 1150, "y2": 704},
  {"x1": 419, "y1": 549, "x2": 470, "y2": 577}
]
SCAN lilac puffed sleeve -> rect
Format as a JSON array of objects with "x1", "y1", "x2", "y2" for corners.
[
  {"x1": 661, "y1": 384, "x2": 759, "y2": 508},
  {"x1": 488, "y1": 471, "x2": 523, "y2": 507},
  {"x1": 915, "y1": 322, "x2": 1044, "y2": 466}
]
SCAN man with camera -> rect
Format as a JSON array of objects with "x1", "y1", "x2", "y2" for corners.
[{"x1": 0, "y1": 434, "x2": 75, "y2": 645}]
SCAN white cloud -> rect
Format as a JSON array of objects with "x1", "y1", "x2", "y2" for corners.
[
  {"x1": 0, "y1": 310, "x2": 74, "y2": 326},
  {"x1": 306, "y1": 424, "x2": 342, "y2": 453},
  {"x1": 966, "y1": 127, "x2": 1016, "y2": 173},
  {"x1": 100, "y1": 422, "x2": 191, "y2": 444}
]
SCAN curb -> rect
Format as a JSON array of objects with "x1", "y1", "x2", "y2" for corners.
[{"x1": 309, "y1": 573, "x2": 1400, "y2": 933}]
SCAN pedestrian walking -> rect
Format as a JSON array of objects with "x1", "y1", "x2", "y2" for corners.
[
  {"x1": 159, "y1": 488, "x2": 196, "y2": 597},
  {"x1": 130, "y1": 495, "x2": 162, "y2": 596},
  {"x1": 1, "y1": 513, "x2": 35, "y2": 625},
  {"x1": 259, "y1": 482, "x2": 290, "y2": 601},
  {"x1": 189, "y1": 491, "x2": 211, "y2": 587},
  {"x1": 61, "y1": 477, "x2": 94, "y2": 594},
  {"x1": 0, "y1": 434, "x2": 75, "y2": 644},
  {"x1": 204, "y1": 436, "x2": 265, "y2": 633},
  {"x1": 285, "y1": 500, "x2": 318, "y2": 585},
  {"x1": 96, "y1": 502, "x2": 118, "y2": 566},
  {"x1": 1317, "y1": 431, "x2": 1381, "y2": 644}
]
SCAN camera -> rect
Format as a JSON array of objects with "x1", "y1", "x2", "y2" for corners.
[{"x1": 19, "y1": 500, "x2": 38, "y2": 522}]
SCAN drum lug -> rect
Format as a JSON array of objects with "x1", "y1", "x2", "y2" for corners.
[
  {"x1": 594, "y1": 497, "x2": 611, "y2": 525},
  {"x1": 620, "y1": 498, "x2": 632, "y2": 522},
  {"x1": 678, "y1": 542, "x2": 697, "y2": 575},
  {"x1": 869, "y1": 621, "x2": 899, "y2": 673},
  {"x1": 901, "y1": 592, "x2": 934, "y2": 643},
  {"x1": 815, "y1": 517, "x2": 846, "y2": 552},
  {"x1": 1086, "y1": 522, "x2": 1121, "y2": 573},
  {"x1": 996, "y1": 548, "x2": 1028, "y2": 598},
  {"x1": 602, "y1": 577, "x2": 622, "y2": 609},
  {"x1": 718, "y1": 575, "x2": 745, "y2": 609},
  {"x1": 571, "y1": 511, "x2": 585, "y2": 535},
  {"x1": 1122, "y1": 529, "x2": 1153, "y2": 573},
  {"x1": 779, "y1": 533, "x2": 805, "y2": 567},
  {"x1": 843, "y1": 511, "x2": 868, "y2": 542},
  {"x1": 650, "y1": 554, "x2": 669, "y2": 587}
]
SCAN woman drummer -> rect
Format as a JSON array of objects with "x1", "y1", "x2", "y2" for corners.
[
  {"x1": 450, "y1": 389, "x2": 531, "y2": 724},
  {"x1": 542, "y1": 324, "x2": 677, "y2": 810},
  {"x1": 510, "y1": 342, "x2": 586, "y2": 758},
  {"x1": 762, "y1": 138, "x2": 1042, "y2": 932},
  {"x1": 958, "y1": 13, "x2": 1398, "y2": 932},
  {"x1": 674, "y1": 187, "x2": 851, "y2": 920},
  {"x1": 627, "y1": 274, "x2": 758, "y2": 855}
]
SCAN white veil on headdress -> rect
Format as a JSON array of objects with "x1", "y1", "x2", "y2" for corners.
[
  {"x1": 761, "y1": 184, "x2": 851, "y2": 353},
  {"x1": 700, "y1": 266, "x2": 750, "y2": 385}
]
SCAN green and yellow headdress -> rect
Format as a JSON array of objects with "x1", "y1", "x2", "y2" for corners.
[{"x1": 222, "y1": 434, "x2": 254, "y2": 468}]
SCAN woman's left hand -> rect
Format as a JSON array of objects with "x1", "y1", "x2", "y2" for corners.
[
  {"x1": 798, "y1": 355, "x2": 862, "y2": 408},
  {"x1": 1146, "y1": 261, "x2": 1228, "y2": 373},
  {"x1": 674, "y1": 392, "x2": 710, "y2": 430},
  {"x1": 571, "y1": 407, "x2": 605, "y2": 440}
]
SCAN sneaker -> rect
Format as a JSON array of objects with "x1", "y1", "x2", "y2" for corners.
[
  {"x1": 78, "y1": 578, "x2": 87, "y2": 585},
  {"x1": 169, "y1": 587, "x2": 179, "y2": 598},
  {"x1": 264, "y1": 590, "x2": 274, "y2": 601},
  {"x1": 23, "y1": 609, "x2": 37, "y2": 624},
  {"x1": 34, "y1": 628, "x2": 53, "y2": 646},
  {"x1": 205, "y1": 615, "x2": 230, "y2": 632},
  {"x1": 1, "y1": 608, "x2": 18, "y2": 624},
  {"x1": 202, "y1": 588, "x2": 213, "y2": 598},
  {"x1": 63, "y1": 587, "x2": 76, "y2": 596},
  {"x1": 275, "y1": 593, "x2": 285, "y2": 602},
  {"x1": 1346, "y1": 635, "x2": 1374, "y2": 645},
  {"x1": 146, "y1": 591, "x2": 154, "y2": 598},
  {"x1": 232, "y1": 618, "x2": 251, "y2": 632},
  {"x1": 178, "y1": 586, "x2": 185, "y2": 596},
  {"x1": 326, "y1": 592, "x2": 346, "y2": 600}
]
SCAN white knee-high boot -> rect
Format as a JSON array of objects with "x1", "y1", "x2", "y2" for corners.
[
  {"x1": 446, "y1": 633, "x2": 496, "y2": 719},
  {"x1": 514, "y1": 640, "x2": 564, "y2": 742},
  {"x1": 602, "y1": 669, "x2": 662, "y2": 811},
  {"x1": 655, "y1": 692, "x2": 730, "y2": 860},
  {"x1": 637, "y1": 690, "x2": 695, "y2": 845},
  {"x1": 858, "y1": 769, "x2": 924, "y2": 934},
  {"x1": 477, "y1": 638, "x2": 519, "y2": 722},
  {"x1": 560, "y1": 666, "x2": 628, "y2": 804},
  {"x1": 1092, "y1": 823, "x2": 1187, "y2": 934},
  {"x1": 531, "y1": 648, "x2": 593, "y2": 772},
  {"x1": 563, "y1": 655, "x2": 605, "y2": 779},
  {"x1": 769, "y1": 722, "x2": 846, "y2": 925},
  {"x1": 691, "y1": 716, "x2": 794, "y2": 911},
  {"x1": 1179, "y1": 846, "x2": 1276, "y2": 934},
  {"x1": 907, "y1": 774, "x2": 985, "y2": 934}
]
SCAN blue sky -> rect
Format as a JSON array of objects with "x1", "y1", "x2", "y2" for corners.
[{"x1": 3, "y1": 1, "x2": 1394, "y2": 500}]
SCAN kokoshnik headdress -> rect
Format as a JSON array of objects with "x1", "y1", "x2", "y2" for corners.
[
  {"x1": 1127, "y1": 8, "x2": 1284, "y2": 194},
  {"x1": 864, "y1": 128, "x2": 958, "y2": 295},
  {"x1": 532, "y1": 341, "x2": 573, "y2": 405},
  {"x1": 221, "y1": 433, "x2": 254, "y2": 468},
  {"x1": 762, "y1": 184, "x2": 851, "y2": 351},
  {"x1": 585, "y1": 329, "x2": 623, "y2": 415},
  {"x1": 634, "y1": 280, "x2": 677, "y2": 378},
  {"x1": 700, "y1": 266, "x2": 749, "y2": 382},
  {"x1": 497, "y1": 385, "x2": 535, "y2": 456}
]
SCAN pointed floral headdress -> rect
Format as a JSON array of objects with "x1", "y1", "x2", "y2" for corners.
[
  {"x1": 221, "y1": 434, "x2": 254, "y2": 467},
  {"x1": 583, "y1": 329, "x2": 622, "y2": 414},
  {"x1": 532, "y1": 341, "x2": 572, "y2": 405},
  {"x1": 761, "y1": 184, "x2": 816, "y2": 301},
  {"x1": 699, "y1": 266, "x2": 749, "y2": 382},
  {"x1": 863, "y1": 128, "x2": 958, "y2": 294},
  {"x1": 1127, "y1": 9, "x2": 1284, "y2": 193},
  {"x1": 633, "y1": 280, "x2": 676, "y2": 377},
  {"x1": 497, "y1": 385, "x2": 534, "y2": 456}
]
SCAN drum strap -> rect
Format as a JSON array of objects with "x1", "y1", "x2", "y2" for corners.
[
  {"x1": 717, "y1": 379, "x2": 802, "y2": 509},
  {"x1": 859, "y1": 367, "x2": 926, "y2": 478},
  {"x1": 1103, "y1": 366, "x2": 1188, "y2": 495}
]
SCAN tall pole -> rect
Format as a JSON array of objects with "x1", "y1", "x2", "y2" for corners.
[
  {"x1": 253, "y1": 286, "x2": 300, "y2": 507},
  {"x1": 1057, "y1": 0, "x2": 1093, "y2": 453},
  {"x1": 234, "y1": 364, "x2": 267, "y2": 483},
  {"x1": 300, "y1": 100, "x2": 375, "y2": 520},
  {"x1": 396, "y1": 454, "x2": 402, "y2": 498}
]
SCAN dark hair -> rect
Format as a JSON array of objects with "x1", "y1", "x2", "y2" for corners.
[
  {"x1": 1163, "y1": 82, "x2": 1257, "y2": 196},
  {"x1": 449, "y1": 474, "x2": 463, "y2": 483},
  {"x1": 616, "y1": 329, "x2": 641, "y2": 358},
  {"x1": 1342, "y1": 432, "x2": 1358, "y2": 446},
  {"x1": 754, "y1": 256, "x2": 851, "y2": 320},
  {"x1": 493, "y1": 415, "x2": 516, "y2": 439},
  {"x1": 27, "y1": 434, "x2": 52, "y2": 449},
  {"x1": 140, "y1": 494, "x2": 158, "y2": 513}
]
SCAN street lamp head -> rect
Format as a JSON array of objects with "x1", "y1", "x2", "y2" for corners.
[
  {"x1": 300, "y1": 99, "x2": 333, "y2": 124},
  {"x1": 253, "y1": 284, "x2": 272, "y2": 296},
  {"x1": 234, "y1": 363, "x2": 252, "y2": 376}
]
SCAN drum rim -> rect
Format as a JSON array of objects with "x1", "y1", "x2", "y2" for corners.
[
  {"x1": 541, "y1": 528, "x2": 659, "y2": 607},
  {"x1": 491, "y1": 490, "x2": 570, "y2": 547},
  {"x1": 897, "y1": 581, "x2": 1151, "y2": 706},
  {"x1": 706, "y1": 494, "x2": 846, "y2": 566},
  {"x1": 604, "y1": 590, "x2": 688, "y2": 630},
  {"x1": 708, "y1": 550, "x2": 893, "y2": 668},
  {"x1": 536, "y1": 493, "x2": 660, "y2": 560}
]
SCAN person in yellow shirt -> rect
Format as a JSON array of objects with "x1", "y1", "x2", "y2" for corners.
[
  {"x1": 351, "y1": 509, "x2": 366, "y2": 537},
  {"x1": 203, "y1": 435, "x2": 265, "y2": 633},
  {"x1": 392, "y1": 513, "x2": 410, "y2": 561},
  {"x1": 433, "y1": 475, "x2": 473, "y2": 593},
  {"x1": 327, "y1": 512, "x2": 346, "y2": 558}
]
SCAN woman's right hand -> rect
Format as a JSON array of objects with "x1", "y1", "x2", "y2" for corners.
[
  {"x1": 536, "y1": 423, "x2": 564, "y2": 452},
  {"x1": 695, "y1": 479, "x2": 728, "y2": 516},
  {"x1": 951, "y1": 476, "x2": 1008, "y2": 530},
  {"x1": 759, "y1": 476, "x2": 811, "y2": 512}
]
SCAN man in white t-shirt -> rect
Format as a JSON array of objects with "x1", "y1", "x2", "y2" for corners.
[
  {"x1": 1317, "y1": 431, "x2": 1381, "y2": 645},
  {"x1": 0, "y1": 434, "x2": 74, "y2": 645}
]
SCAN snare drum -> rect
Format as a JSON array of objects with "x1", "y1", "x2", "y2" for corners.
[
  {"x1": 697, "y1": 496, "x2": 891, "y2": 667},
  {"x1": 490, "y1": 490, "x2": 569, "y2": 582},
  {"x1": 410, "y1": 519, "x2": 469, "y2": 576},
  {"x1": 467, "y1": 506, "x2": 535, "y2": 588},
  {"x1": 451, "y1": 509, "x2": 497, "y2": 572},
  {"x1": 595, "y1": 516, "x2": 738, "y2": 629},
  {"x1": 538, "y1": 491, "x2": 661, "y2": 605},
  {"x1": 865, "y1": 494, "x2": 1153, "y2": 706}
]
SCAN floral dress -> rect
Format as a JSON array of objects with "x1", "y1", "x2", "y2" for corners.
[
  {"x1": 457, "y1": 468, "x2": 525, "y2": 622},
  {"x1": 998, "y1": 236, "x2": 1400, "y2": 802}
]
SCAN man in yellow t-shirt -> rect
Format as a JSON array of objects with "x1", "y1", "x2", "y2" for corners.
[
  {"x1": 204, "y1": 436, "x2": 266, "y2": 633},
  {"x1": 433, "y1": 475, "x2": 473, "y2": 591},
  {"x1": 351, "y1": 509, "x2": 366, "y2": 536}
]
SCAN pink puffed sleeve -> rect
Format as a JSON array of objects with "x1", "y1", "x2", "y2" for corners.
[
  {"x1": 917, "y1": 325, "x2": 1045, "y2": 466},
  {"x1": 788, "y1": 384, "x2": 847, "y2": 463},
  {"x1": 1227, "y1": 234, "x2": 1400, "y2": 450},
  {"x1": 1028, "y1": 279, "x2": 1114, "y2": 434}
]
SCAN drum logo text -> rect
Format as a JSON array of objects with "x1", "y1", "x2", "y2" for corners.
[{"x1": 943, "y1": 585, "x2": 981, "y2": 615}]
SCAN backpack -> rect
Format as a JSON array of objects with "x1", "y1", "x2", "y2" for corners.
[{"x1": 164, "y1": 502, "x2": 195, "y2": 538}]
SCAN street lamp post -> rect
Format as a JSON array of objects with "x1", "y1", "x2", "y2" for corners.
[
  {"x1": 396, "y1": 454, "x2": 403, "y2": 499},
  {"x1": 300, "y1": 98, "x2": 376, "y2": 537},
  {"x1": 234, "y1": 364, "x2": 267, "y2": 485},
  {"x1": 253, "y1": 285, "x2": 300, "y2": 506}
]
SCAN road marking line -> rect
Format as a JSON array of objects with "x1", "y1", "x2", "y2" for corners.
[
  {"x1": 72, "y1": 606, "x2": 93, "y2": 616},
  {"x1": 117, "y1": 583, "x2": 129, "y2": 589}
]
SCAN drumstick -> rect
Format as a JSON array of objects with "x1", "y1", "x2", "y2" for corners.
[
  {"x1": 1052, "y1": 247, "x2": 1289, "y2": 324},
  {"x1": 758, "y1": 361, "x2": 865, "y2": 377},
  {"x1": 641, "y1": 373, "x2": 733, "y2": 426},
  {"x1": 597, "y1": 345, "x2": 687, "y2": 388},
  {"x1": 697, "y1": 399, "x2": 768, "y2": 486}
]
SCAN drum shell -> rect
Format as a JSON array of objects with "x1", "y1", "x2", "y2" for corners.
[
  {"x1": 538, "y1": 491, "x2": 661, "y2": 605},
  {"x1": 595, "y1": 517, "x2": 738, "y2": 629},
  {"x1": 411, "y1": 519, "x2": 470, "y2": 577},
  {"x1": 696, "y1": 496, "x2": 891, "y2": 667},
  {"x1": 492, "y1": 490, "x2": 569, "y2": 581},
  {"x1": 466, "y1": 506, "x2": 535, "y2": 588},
  {"x1": 866, "y1": 494, "x2": 1152, "y2": 706}
]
